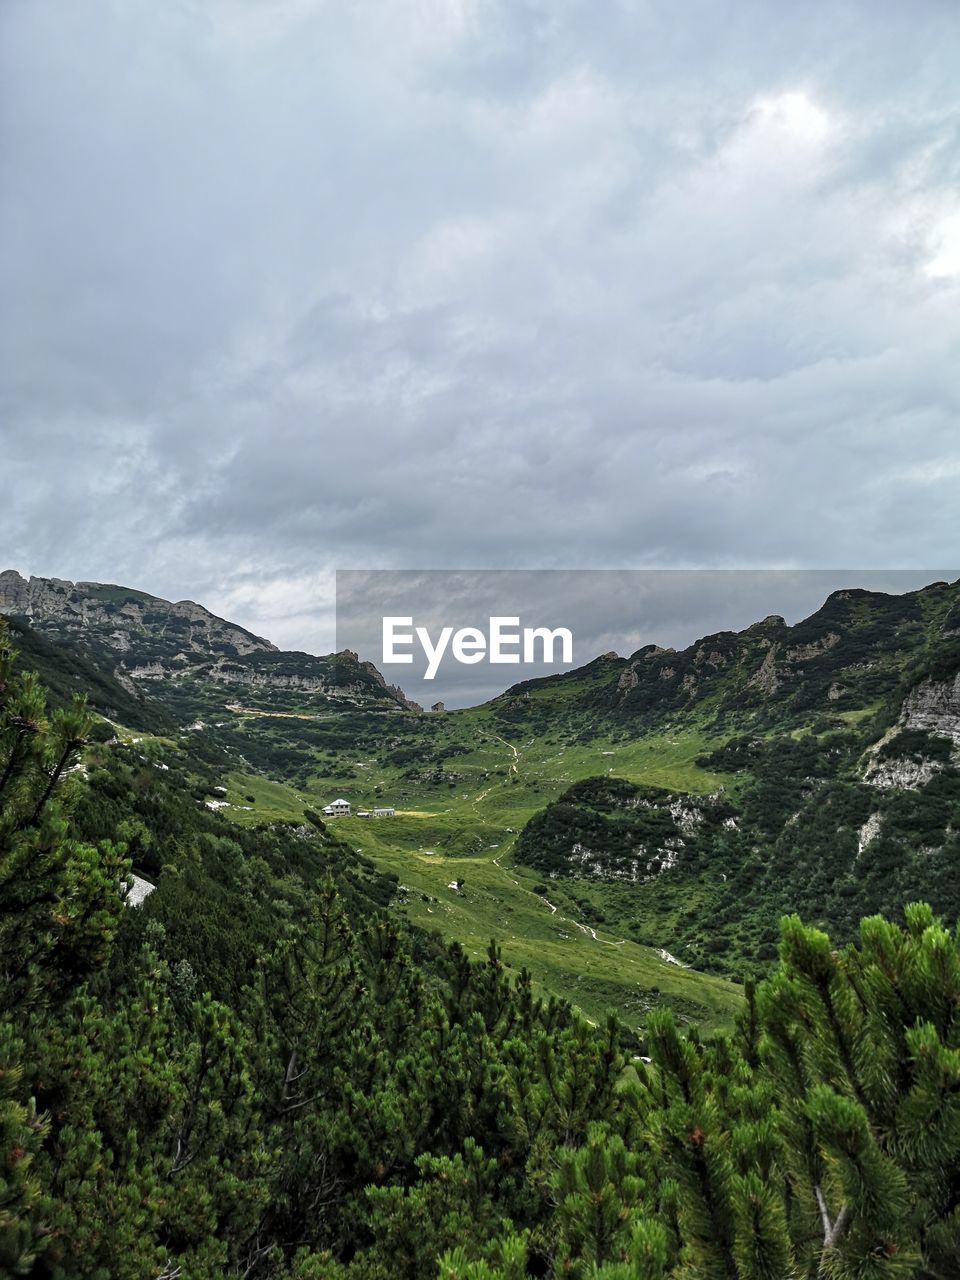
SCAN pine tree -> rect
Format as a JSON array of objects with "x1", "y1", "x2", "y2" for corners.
[
  {"x1": 354, "y1": 1139, "x2": 515, "y2": 1279},
  {"x1": 550, "y1": 1122, "x2": 649, "y2": 1273},
  {"x1": 0, "y1": 625, "x2": 126, "y2": 1012},
  {"x1": 628, "y1": 908, "x2": 960, "y2": 1279},
  {"x1": 0, "y1": 1021, "x2": 50, "y2": 1276},
  {"x1": 0, "y1": 627, "x2": 128, "y2": 1273}
]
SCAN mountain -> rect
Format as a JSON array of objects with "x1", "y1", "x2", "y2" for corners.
[
  {"x1": 10, "y1": 598, "x2": 960, "y2": 1277},
  {"x1": 495, "y1": 580, "x2": 960, "y2": 735},
  {"x1": 0, "y1": 573, "x2": 742, "y2": 1032},
  {"x1": 4, "y1": 569, "x2": 959, "y2": 1013},
  {"x1": 508, "y1": 579, "x2": 960, "y2": 973},
  {"x1": 0, "y1": 570, "x2": 419, "y2": 732},
  {"x1": 0, "y1": 568, "x2": 276, "y2": 657}
]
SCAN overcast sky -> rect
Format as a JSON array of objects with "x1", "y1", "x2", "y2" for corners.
[
  {"x1": 2, "y1": 0, "x2": 959, "y2": 659},
  {"x1": 337, "y1": 569, "x2": 959, "y2": 705}
]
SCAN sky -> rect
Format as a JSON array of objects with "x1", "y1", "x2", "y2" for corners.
[
  {"x1": 337, "y1": 569, "x2": 960, "y2": 705},
  {"x1": 2, "y1": 0, "x2": 960, "y2": 662}
]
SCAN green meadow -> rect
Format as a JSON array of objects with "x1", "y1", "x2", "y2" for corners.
[{"x1": 221, "y1": 705, "x2": 742, "y2": 1034}]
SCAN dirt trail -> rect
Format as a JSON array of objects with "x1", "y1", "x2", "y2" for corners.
[
  {"x1": 470, "y1": 733, "x2": 521, "y2": 817},
  {"x1": 476, "y1": 735, "x2": 649, "y2": 952},
  {"x1": 226, "y1": 703, "x2": 319, "y2": 721},
  {"x1": 491, "y1": 855, "x2": 521, "y2": 887},
  {"x1": 491, "y1": 734, "x2": 521, "y2": 774}
]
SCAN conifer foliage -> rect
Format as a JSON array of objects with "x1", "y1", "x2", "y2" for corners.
[{"x1": 443, "y1": 910, "x2": 960, "y2": 1279}]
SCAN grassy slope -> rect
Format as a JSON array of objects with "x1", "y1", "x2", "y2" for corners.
[
  {"x1": 208, "y1": 581, "x2": 960, "y2": 1032},
  {"x1": 218, "y1": 699, "x2": 742, "y2": 1034},
  {"x1": 59, "y1": 579, "x2": 960, "y2": 1035}
]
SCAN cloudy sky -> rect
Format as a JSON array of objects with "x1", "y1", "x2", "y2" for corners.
[
  {"x1": 2, "y1": 0, "x2": 959, "y2": 657},
  {"x1": 338, "y1": 569, "x2": 959, "y2": 705}
]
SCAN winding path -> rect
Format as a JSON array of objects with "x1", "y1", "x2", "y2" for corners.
[
  {"x1": 479, "y1": 734, "x2": 628, "y2": 946},
  {"x1": 459, "y1": 731, "x2": 688, "y2": 962}
]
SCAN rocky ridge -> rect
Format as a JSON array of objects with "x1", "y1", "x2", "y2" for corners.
[
  {"x1": 0, "y1": 570, "x2": 416, "y2": 714},
  {"x1": 0, "y1": 569, "x2": 274, "y2": 659}
]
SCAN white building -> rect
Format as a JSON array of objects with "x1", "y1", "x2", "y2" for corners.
[
  {"x1": 322, "y1": 798, "x2": 351, "y2": 817},
  {"x1": 373, "y1": 807, "x2": 395, "y2": 817}
]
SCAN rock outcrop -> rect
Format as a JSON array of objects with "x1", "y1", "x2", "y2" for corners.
[
  {"x1": 857, "y1": 812, "x2": 883, "y2": 856},
  {"x1": 1, "y1": 571, "x2": 418, "y2": 714},
  {"x1": 865, "y1": 754, "x2": 946, "y2": 790},
  {"x1": 617, "y1": 645, "x2": 672, "y2": 692},
  {"x1": 0, "y1": 570, "x2": 275, "y2": 658},
  {"x1": 901, "y1": 672, "x2": 960, "y2": 745},
  {"x1": 358, "y1": 658, "x2": 423, "y2": 711},
  {"x1": 862, "y1": 668, "x2": 960, "y2": 790}
]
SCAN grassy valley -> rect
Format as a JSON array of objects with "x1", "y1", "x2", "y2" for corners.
[
  {"x1": 5, "y1": 572, "x2": 960, "y2": 1278},
  {"x1": 4, "y1": 572, "x2": 960, "y2": 1036}
]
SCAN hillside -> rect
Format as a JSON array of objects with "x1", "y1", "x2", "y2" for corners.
[
  {"x1": 507, "y1": 581, "x2": 960, "y2": 973},
  {"x1": 0, "y1": 572, "x2": 741, "y2": 1033},
  {"x1": 4, "y1": 570, "x2": 959, "y2": 1017},
  {"x1": 0, "y1": 569, "x2": 418, "y2": 723},
  {"x1": 499, "y1": 580, "x2": 960, "y2": 732},
  {"x1": 5, "y1": 574, "x2": 960, "y2": 1277},
  {"x1": 0, "y1": 567, "x2": 275, "y2": 656}
]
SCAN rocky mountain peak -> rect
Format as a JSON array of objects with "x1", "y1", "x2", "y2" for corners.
[{"x1": 0, "y1": 569, "x2": 276, "y2": 659}]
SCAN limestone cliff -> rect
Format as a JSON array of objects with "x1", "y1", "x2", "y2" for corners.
[
  {"x1": 0, "y1": 569, "x2": 275, "y2": 659},
  {"x1": 901, "y1": 671, "x2": 960, "y2": 745},
  {"x1": 0, "y1": 571, "x2": 416, "y2": 714}
]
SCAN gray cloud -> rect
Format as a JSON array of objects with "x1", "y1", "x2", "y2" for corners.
[
  {"x1": 338, "y1": 569, "x2": 960, "y2": 707},
  {"x1": 2, "y1": 0, "x2": 960, "y2": 659}
]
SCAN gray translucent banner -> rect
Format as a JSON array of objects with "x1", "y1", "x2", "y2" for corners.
[{"x1": 336, "y1": 569, "x2": 959, "y2": 709}]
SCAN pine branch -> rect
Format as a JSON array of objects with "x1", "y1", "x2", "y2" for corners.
[
  {"x1": 824, "y1": 1203, "x2": 851, "y2": 1251},
  {"x1": 814, "y1": 1183, "x2": 832, "y2": 1239}
]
